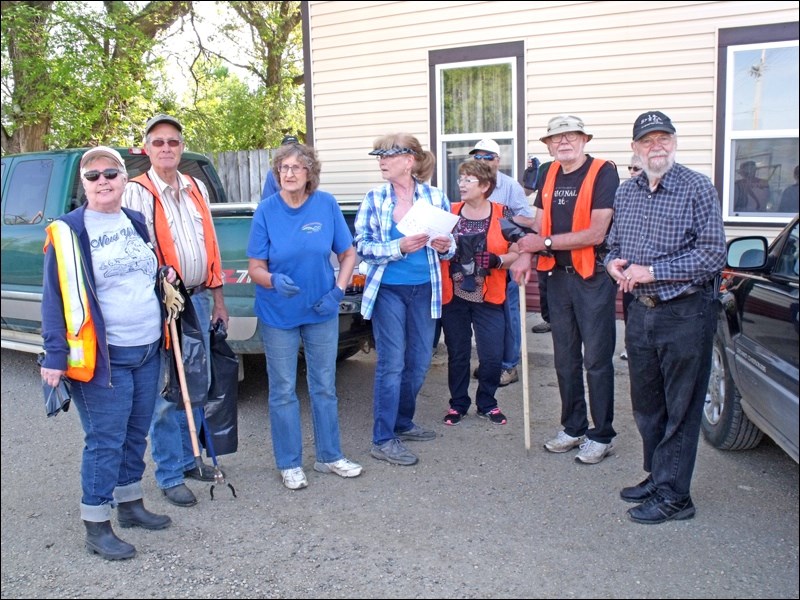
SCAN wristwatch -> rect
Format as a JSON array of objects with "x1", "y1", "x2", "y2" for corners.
[
  {"x1": 544, "y1": 237, "x2": 553, "y2": 251},
  {"x1": 648, "y1": 265, "x2": 656, "y2": 280}
]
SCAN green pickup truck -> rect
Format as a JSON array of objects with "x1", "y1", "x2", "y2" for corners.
[{"x1": 0, "y1": 148, "x2": 373, "y2": 370}]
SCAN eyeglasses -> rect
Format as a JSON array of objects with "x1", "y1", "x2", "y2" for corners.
[
  {"x1": 83, "y1": 168, "x2": 123, "y2": 182},
  {"x1": 472, "y1": 154, "x2": 496, "y2": 161},
  {"x1": 457, "y1": 177, "x2": 480, "y2": 184},
  {"x1": 637, "y1": 134, "x2": 674, "y2": 148},
  {"x1": 150, "y1": 139, "x2": 182, "y2": 148},
  {"x1": 279, "y1": 164, "x2": 308, "y2": 175},
  {"x1": 628, "y1": 166, "x2": 642, "y2": 173},
  {"x1": 548, "y1": 132, "x2": 580, "y2": 143}
]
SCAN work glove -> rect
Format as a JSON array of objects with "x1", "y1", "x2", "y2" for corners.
[
  {"x1": 271, "y1": 273, "x2": 300, "y2": 298},
  {"x1": 474, "y1": 251, "x2": 502, "y2": 270},
  {"x1": 160, "y1": 269, "x2": 185, "y2": 323},
  {"x1": 313, "y1": 286, "x2": 344, "y2": 317}
]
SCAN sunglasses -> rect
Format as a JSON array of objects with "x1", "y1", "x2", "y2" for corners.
[
  {"x1": 83, "y1": 168, "x2": 123, "y2": 182},
  {"x1": 472, "y1": 154, "x2": 496, "y2": 161},
  {"x1": 150, "y1": 139, "x2": 182, "y2": 148},
  {"x1": 457, "y1": 177, "x2": 480, "y2": 184},
  {"x1": 628, "y1": 166, "x2": 643, "y2": 173}
]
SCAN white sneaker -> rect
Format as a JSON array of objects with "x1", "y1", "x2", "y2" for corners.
[
  {"x1": 575, "y1": 440, "x2": 615, "y2": 464},
  {"x1": 281, "y1": 467, "x2": 308, "y2": 490},
  {"x1": 313, "y1": 458, "x2": 363, "y2": 478},
  {"x1": 544, "y1": 430, "x2": 586, "y2": 453}
]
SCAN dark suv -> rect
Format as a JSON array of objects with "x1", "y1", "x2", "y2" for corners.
[{"x1": 703, "y1": 216, "x2": 799, "y2": 462}]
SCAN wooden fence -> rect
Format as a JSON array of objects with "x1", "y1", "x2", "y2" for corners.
[{"x1": 208, "y1": 149, "x2": 276, "y2": 203}]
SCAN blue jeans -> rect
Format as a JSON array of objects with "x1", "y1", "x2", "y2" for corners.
[
  {"x1": 371, "y1": 283, "x2": 435, "y2": 445},
  {"x1": 502, "y1": 275, "x2": 521, "y2": 370},
  {"x1": 548, "y1": 269, "x2": 617, "y2": 443},
  {"x1": 626, "y1": 290, "x2": 716, "y2": 500},
  {"x1": 442, "y1": 296, "x2": 505, "y2": 414},
  {"x1": 150, "y1": 291, "x2": 211, "y2": 490},
  {"x1": 261, "y1": 317, "x2": 343, "y2": 469},
  {"x1": 72, "y1": 340, "x2": 161, "y2": 517}
]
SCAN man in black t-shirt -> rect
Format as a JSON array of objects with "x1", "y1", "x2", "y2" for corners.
[{"x1": 510, "y1": 114, "x2": 619, "y2": 466}]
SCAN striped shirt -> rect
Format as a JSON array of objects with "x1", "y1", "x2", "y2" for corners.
[
  {"x1": 605, "y1": 162, "x2": 726, "y2": 301},
  {"x1": 122, "y1": 168, "x2": 211, "y2": 289},
  {"x1": 355, "y1": 181, "x2": 455, "y2": 319}
]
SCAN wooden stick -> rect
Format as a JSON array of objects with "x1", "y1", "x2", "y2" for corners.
[
  {"x1": 169, "y1": 319, "x2": 202, "y2": 461},
  {"x1": 519, "y1": 279, "x2": 531, "y2": 453}
]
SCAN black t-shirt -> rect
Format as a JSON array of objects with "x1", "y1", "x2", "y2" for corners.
[{"x1": 534, "y1": 156, "x2": 619, "y2": 266}]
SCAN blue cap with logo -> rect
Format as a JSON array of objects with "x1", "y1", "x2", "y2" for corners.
[{"x1": 633, "y1": 111, "x2": 676, "y2": 141}]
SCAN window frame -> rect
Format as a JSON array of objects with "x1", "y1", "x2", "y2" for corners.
[
  {"x1": 429, "y1": 41, "x2": 525, "y2": 195},
  {"x1": 715, "y1": 22, "x2": 799, "y2": 226}
]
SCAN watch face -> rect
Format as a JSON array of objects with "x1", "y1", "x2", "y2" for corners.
[{"x1": 545, "y1": 238, "x2": 552, "y2": 248}]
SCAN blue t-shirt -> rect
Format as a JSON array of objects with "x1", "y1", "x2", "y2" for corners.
[
  {"x1": 247, "y1": 190, "x2": 353, "y2": 328},
  {"x1": 381, "y1": 222, "x2": 430, "y2": 285}
]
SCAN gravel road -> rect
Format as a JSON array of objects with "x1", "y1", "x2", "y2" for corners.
[{"x1": 2, "y1": 317, "x2": 798, "y2": 599}]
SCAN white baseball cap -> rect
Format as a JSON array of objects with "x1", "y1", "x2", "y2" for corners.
[
  {"x1": 469, "y1": 139, "x2": 501, "y2": 156},
  {"x1": 80, "y1": 146, "x2": 126, "y2": 171}
]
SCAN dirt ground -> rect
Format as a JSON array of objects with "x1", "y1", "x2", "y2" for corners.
[{"x1": 1, "y1": 316, "x2": 798, "y2": 599}]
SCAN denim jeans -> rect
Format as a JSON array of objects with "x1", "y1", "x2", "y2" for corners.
[
  {"x1": 548, "y1": 269, "x2": 617, "y2": 443},
  {"x1": 261, "y1": 316, "x2": 343, "y2": 469},
  {"x1": 442, "y1": 295, "x2": 505, "y2": 414},
  {"x1": 626, "y1": 290, "x2": 716, "y2": 500},
  {"x1": 502, "y1": 275, "x2": 521, "y2": 370},
  {"x1": 371, "y1": 283, "x2": 435, "y2": 445},
  {"x1": 72, "y1": 340, "x2": 161, "y2": 519},
  {"x1": 150, "y1": 291, "x2": 211, "y2": 490}
]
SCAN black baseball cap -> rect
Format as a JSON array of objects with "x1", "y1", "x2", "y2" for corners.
[{"x1": 632, "y1": 111, "x2": 676, "y2": 141}]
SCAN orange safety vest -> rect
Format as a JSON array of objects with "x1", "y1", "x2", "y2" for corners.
[
  {"x1": 131, "y1": 173, "x2": 224, "y2": 289},
  {"x1": 538, "y1": 158, "x2": 605, "y2": 279},
  {"x1": 43, "y1": 221, "x2": 97, "y2": 382},
  {"x1": 442, "y1": 202, "x2": 509, "y2": 305}
]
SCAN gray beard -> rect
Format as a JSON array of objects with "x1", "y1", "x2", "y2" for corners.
[{"x1": 643, "y1": 153, "x2": 675, "y2": 179}]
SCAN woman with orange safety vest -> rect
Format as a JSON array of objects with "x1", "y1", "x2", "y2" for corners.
[{"x1": 41, "y1": 146, "x2": 177, "y2": 561}]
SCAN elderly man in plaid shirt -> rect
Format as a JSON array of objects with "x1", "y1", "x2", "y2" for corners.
[{"x1": 605, "y1": 111, "x2": 726, "y2": 525}]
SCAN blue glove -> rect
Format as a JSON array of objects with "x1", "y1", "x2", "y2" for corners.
[
  {"x1": 271, "y1": 273, "x2": 300, "y2": 298},
  {"x1": 313, "y1": 286, "x2": 344, "y2": 317}
]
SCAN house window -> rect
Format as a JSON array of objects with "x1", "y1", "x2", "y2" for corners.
[
  {"x1": 717, "y1": 23, "x2": 799, "y2": 223},
  {"x1": 430, "y1": 42, "x2": 524, "y2": 202}
]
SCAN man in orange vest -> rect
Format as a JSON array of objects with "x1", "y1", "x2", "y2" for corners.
[
  {"x1": 123, "y1": 114, "x2": 229, "y2": 507},
  {"x1": 510, "y1": 115, "x2": 619, "y2": 465}
]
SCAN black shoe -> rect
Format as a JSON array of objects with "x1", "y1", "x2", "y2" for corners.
[
  {"x1": 184, "y1": 462, "x2": 222, "y2": 482},
  {"x1": 627, "y1": 493, "x2": 696, "y2": 525},
  {"x1": 531, "y1": 321, "x2": 551, "y2": 333},
  {"x1": 620, "y1": 476, "x2": 658, "y2": 503},
  {"x1": 162, "y1": 483, "x2": 198, "y2": 507},
  {"x1": 117, "y1": 499, "x2": 172, "y2": 530},
  {"x1": 84, "y1": 520, "x2": 136, "y2": 560}
]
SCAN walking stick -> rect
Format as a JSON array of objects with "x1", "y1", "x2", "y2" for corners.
[{"x1": 518, "y1": 275, "x2": 531, "y2": 453}]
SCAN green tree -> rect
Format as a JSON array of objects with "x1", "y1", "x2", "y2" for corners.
[{"x1": 1, "y1": 0, "x2": 192, "y2": 153}]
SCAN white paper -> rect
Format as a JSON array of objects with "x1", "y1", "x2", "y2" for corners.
[{"x1": 396, "y1": 201, "x2": 459, "y2": 241}]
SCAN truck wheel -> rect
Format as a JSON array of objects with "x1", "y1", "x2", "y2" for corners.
[{"x1": 701, "y1": 326, "x2": 764, "y2": 450}]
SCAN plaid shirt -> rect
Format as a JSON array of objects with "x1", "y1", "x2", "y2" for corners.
[
  {"x1": 355, "y1": 181, "x2": 454, "y2": 319},
  {"x1": 605, "y1": 162, "x2": 726, "y2": 301}
]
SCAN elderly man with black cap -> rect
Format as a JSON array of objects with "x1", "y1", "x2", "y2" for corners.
[
  {"x1": 510, "y1": 114, "x2": 620, "y2": 465},
  {"x1": 468, "y1": 139, "x2": 534, "y2": 387},
  {"x1": 605, "y1": 111, "x2": 725, "y2": 525},
  {"x1": 123, "y1": 114, "x2": 229, "y2": 508}
]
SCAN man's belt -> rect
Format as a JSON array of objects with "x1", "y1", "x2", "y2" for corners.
[
  {"x1": 187, "y1": 284, "x2": 206, "y2": 297},
  {"x1": 636, "y1": 285, "x2": 704, "y2": 308}
]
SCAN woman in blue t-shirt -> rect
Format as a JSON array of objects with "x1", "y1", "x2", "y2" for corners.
[{"x1": 247, "y1": 142, "x2": 362, "y2": 490}]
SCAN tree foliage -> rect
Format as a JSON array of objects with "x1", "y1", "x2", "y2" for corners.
[{"x1": 1, "y1": 0, "x2": 304, "y2": 154}]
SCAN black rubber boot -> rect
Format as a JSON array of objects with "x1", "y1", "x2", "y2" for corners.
[
  {"x1": 117, "y1": 499, "x2": 172, "y2": 530},
  {"x1": 83, "y1": 520, "x2": 136, "y2": 560}
]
